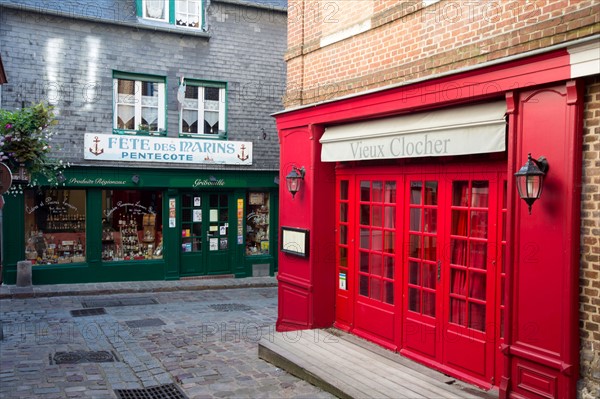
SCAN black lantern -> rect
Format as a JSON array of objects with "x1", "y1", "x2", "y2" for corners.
[
  {"x1": 285, "y1": 166, "x2": 305, "y2": 199},
  {"x1": 514, "y1": 153, "x2": 549, "y2": 215}
]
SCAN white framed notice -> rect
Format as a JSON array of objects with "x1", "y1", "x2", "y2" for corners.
[{"x1": 281, "y1": 227, "x2": 310, "y2": 258}]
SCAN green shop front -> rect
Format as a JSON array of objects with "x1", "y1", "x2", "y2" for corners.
[{"x1": 1, "y1": 134, "x2": 278, "y2": 285}]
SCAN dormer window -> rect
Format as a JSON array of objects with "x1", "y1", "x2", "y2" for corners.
[
  {"x1": 176, "y1": 1, "x2": 201, "y2": 28},
  {"x1": 139, "y1": 0, "x2": 203, "y2": 30}
]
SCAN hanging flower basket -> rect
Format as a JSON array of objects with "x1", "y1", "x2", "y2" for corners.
[{"x1": 0, "y1": 102, "x2": 68, "y2": 194}]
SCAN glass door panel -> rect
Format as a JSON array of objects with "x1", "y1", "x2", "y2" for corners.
[
  {"x1": 180, "y1": 193, "x2": 204, "y2": 275},
  {"x1": 352, "y1": 177, "x2": 398, "y2": 347},
  {"x1": 406, "y1": 179, "x2": 439, "y2": 318},
  {"x1": 181, "y1": 194, "x2": 203, "y2": 253},
  {"x1": 206, "y1": 193, "x2": 230, "y2": 274},
  {"x1": 448, "y1": 180, "x2": 489, "y2": 332},
  {"x1": 357, "y1": 180, "x2": 396, "y2": 305}
]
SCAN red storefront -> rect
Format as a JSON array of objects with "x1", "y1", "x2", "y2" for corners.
[{"x1": 274, "y1": 39, "x2": 599, "y2": 398}]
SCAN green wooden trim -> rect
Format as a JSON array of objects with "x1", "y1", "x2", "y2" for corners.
[
  {"x1": 180, "y1": 79, "x2": 228, "y2": 138},
  {"x1": 224, "y1": 81, "x2": 228, "y2": 134},
  {"x1": 168, "y1": 0, "x2": 175, "y2": 24},
  {"x1": 136, "y1": 0, "x2": 143, "y2": 17},
  {"x1": 112, "y1": 128, "x2": 168, "y2": 137},
  {"x1": 86, "y1": 189, "x2": 103, "y2": 266},
  {"x1": 26, "y1": 167, "x2": 279, "y2": 190},
  {"x1": 66, "y1": 167, "x2": 277, "y2": 189},
  {"x1": 164, "y1": 190, "x2": 180, "y2": 279},
  {"x1": 184, "y1": 79, "x2": 226, "y2": 88},
  {"x1": 113, "y1": 71, "x2": 166, "y2": 83}
]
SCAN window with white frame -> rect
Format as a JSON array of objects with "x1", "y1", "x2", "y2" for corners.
[
  {"x1": 180, "y1": 82, "x2": 226, "y2": 136},
  {"x1": 113, "y1": 74, "x2": 166, "y2": 135},
  {"x1": 142, "y1": 0, "x2": 168, "y2": 22},
  {"x1": 140, "y1": 0, "x2": 203, "y2": 29},
  {"x1": 176, "y1": 0, "x2": 202, "y2": 28}
]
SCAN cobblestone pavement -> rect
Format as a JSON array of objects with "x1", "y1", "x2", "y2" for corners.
[{"x1": 0, "y1": 287, "x2": 335, "y2": 399}]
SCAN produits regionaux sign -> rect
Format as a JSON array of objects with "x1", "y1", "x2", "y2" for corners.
[{"x1": 84, "y1": 133, "x2": 252, "y2": 165}]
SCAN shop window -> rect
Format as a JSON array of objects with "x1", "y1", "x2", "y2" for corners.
[
  {"x1": 140, "y1": 0, "x2": 204, "y2": 29},
  {"x1": 102, "y1": 190, "x2": 163, "y2": 261},
  {"x1": 113, "y1": 72, "x2": 166, "y2": 136},
  {"x1": 246, "y1": 192, "x2": 269, "y2": 255},
  {"x1": 24, "y1": 189, "x2": 86, "y2": 265},
  {"x1": 179, "y1": 80, "x2": 226, "y2": 137}
]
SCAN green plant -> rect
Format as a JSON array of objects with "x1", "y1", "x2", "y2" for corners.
[{"x1": 0, "y1": 102, "x2": 69, "y2": 194}]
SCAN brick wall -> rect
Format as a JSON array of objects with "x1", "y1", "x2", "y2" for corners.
[
  {"x1": 285, "y1": 0, "x2": 599, "y2": 107},
  {"x1": 579, "y1": 75, "x2": 600, "y2": 399},
  {"x1": 0, "y1": 2, "x2": 287, "y2": 170}
]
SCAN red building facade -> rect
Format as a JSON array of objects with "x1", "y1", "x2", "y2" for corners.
[{"x1": 274, "y1": 2, "x2": 599, "y2": 398}]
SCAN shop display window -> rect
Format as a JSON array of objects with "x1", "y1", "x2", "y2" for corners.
[
  {"x1": 24, "y1": 189, "x2": 86, "y2": 265},
  {"x1": 102, "y1": 190, "x2": 163, "y2": 261},
  {"x1": 246, "y1": 192, "x2": 270, "y2": 255}
]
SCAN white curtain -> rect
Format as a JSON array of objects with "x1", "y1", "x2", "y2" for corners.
[{"x1": 146, "y1": 1, "x2": 165, "y2": 19}]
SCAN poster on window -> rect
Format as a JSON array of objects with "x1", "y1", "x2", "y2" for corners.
[
  {"x1": 193, "y1": 209, "x2": 202, "y2": 222},
  {"x1": 169, "y1": 198, "x2": 176, "y2": 228},
  {"x1": 194, "y1": 197, "x2": 201, "y2": 207},
  {"x1": 339, "y1": 272, "x2": 347, "y2": 290},
  {"x1": 209, "y1": 238, "x2": 218, "y2": 251},
  {"x1": 219, "y1": 238, "x2": 228, "y2": 250}
]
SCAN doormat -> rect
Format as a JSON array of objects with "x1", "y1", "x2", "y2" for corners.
[
  {"x1": 81, "y1": 296, "x2": 158, "y2": 308},
  {"x1": 70, "y1": 307, "x2": 107, "y2": 317},
  {"x1": 115, "y1": 383, "x2": 188, "y2": 399},
  {"x1": 125, "y1": 318, "x2": 166, "y2": 328},
  {"x1": 51, "y1": 350, "x2": 119, "y2": 365},
  {"x1": 209, "y1": 303, "x2": 252, "y2": 312}
]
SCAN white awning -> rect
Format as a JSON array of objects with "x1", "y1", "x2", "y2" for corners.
[{"x1": 320, "y1": 101, "x2": 506, "y2": 162}]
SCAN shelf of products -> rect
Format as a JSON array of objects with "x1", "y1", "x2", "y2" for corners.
[
  {"x1": 246, "y1": 192, "x2": 270, "y2": 256},
  {"x1": 119, "y1": 217, "x2": 142, "y2": 260},
  {"x1": 25, "y1": 231, "x2": 85, "y2": 265},
  {"x1": 45, "y1": 213, "x2": 85, "y2": 232}
]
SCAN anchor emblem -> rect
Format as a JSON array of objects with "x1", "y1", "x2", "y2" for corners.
[
  {"x1": 237, "y1": 145, "x2": 249, "y2": 161},
  {"x1": 89, "y1": 136, "x2": 104, "y2": 156}
]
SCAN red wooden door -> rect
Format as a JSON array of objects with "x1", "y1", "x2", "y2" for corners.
[
  {"x1": 402, "y1": 176, "x2": 444, "y2": 362},
  {"x1": 335, "y1": 176, "x2": 355, "y2": 331},
  {"x1": 352, "y1": 177, "x2": 400, "y2": 349},
  {"x1": 334, "y1": 166, "x2": 505, "y2": 388},
  {"x1": 441, "y1": 176, "x2": 499, "y2": 385},
  {"x1": 401, "y1": 170, "x2": 505, "y2": 387}
]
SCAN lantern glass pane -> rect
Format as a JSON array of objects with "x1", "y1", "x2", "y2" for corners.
[
  {"x1": 526, "y1": 175, "x2": 542, "y2": 199},
  {"x1": 287, "y1": 177, "x2": 300, "y2": 194}
]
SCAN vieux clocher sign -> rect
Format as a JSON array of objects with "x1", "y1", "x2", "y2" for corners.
[
  {"x1": 320, "y1": 101, "x2": 506, "y2": 162},
  {"x1": 84, "y1": 133, "x2": 252, "y2": 165}
]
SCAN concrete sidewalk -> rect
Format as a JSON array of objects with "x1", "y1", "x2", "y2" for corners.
[{"x1": 0, "y1": 276, "x2": 277, "y2": 299}]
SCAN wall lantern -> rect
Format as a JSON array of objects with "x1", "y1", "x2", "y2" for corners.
[
  {"x1": 285, "y1": 166, "x2": 305, "y2": 199},
  {"x1": 514, "y1": 153, "x2": 549, "y2": 215}
]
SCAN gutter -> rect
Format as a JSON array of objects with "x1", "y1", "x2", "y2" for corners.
[{"x1": 213, "y1": 0, "x2": 287, "y2": 13}]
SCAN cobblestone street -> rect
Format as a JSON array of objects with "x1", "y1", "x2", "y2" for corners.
[{"x1": 0, "y1": 286, "x2": 334, "y2": 399}]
